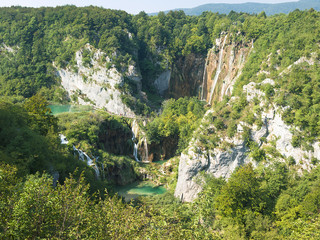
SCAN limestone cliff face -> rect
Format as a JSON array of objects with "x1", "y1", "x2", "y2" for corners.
[
  {"x1": 201, "y1": 34, "x2": 252, "y2": 103},
  {"x1": 168, "y1": 53, "x2": 205, "y2": 99},
  {"x1": 174, "y1": 108, "x2": 252, "y2": 202},
  {"x1": 155, "y1": 34, "x2": 251, "y2": 102},
  {"x1": 56, "y1": 44, "x2": 141, "y2": 117},
  {"x1": 175, "y1": 136, "x2": 250, "y2": 202}
]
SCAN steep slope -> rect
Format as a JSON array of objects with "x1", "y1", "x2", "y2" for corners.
[
  {"x1": 175, "y1": 53, "x2": 320, "y2": 202},
  {"x1": 57, "y1": 44, "x2": 140, "y2": 117}
]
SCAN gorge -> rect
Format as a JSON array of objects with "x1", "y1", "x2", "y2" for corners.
[{"x1": 2, "y1": 5, "x2": 320, "y2": 239}]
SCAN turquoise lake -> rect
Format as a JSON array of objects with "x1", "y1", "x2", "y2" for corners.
[
  {"x1": 115, "y1": 181, "x2": 167, "y2": 201},
  {"x1": 49, "y1": 104, "x2": 92, "y2": 115}
]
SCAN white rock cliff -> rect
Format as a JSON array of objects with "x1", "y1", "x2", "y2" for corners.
[{"x1": 56, "y1": 44, "x2": 140, "y2": 117}]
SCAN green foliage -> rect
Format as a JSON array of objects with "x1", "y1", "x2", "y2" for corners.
[
  {"x1": 2, "y1": 6, "x2": 320, "y2": 240},
  {"x1": 288, "y1": 156, "x2": 296, "y2": 166},
  {"x1": 250, "y1": 146, "x2": 266, "y2": 162},
  {"x1": 292, "y1": 135, "x2": 302, "y2": 148},
  {"x1": 57, "y1": 111, "x2": 142, "y2": 184},
  {"x1": 0, "y1": 6, "x2": 135, "y2": 99},
  {"x1": 216, "y1": 164, "x2": 263, "y2": 219},
  {"x1": 213, "y1": 117, "x2": 225, "y2": 130},
  {"x1": 0, "y1": 170, "x2": 197, "y2": 239},
  {"x1": 0, "y1": 100, "x2": 98, "y2": 185},
  {"x1": 146, "y1": 97, "x2": 206, "y2": 154}
]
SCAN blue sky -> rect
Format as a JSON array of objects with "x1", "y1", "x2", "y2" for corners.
[{"x1": 0, "y1": 0, "x2": 299, "y2": 14}]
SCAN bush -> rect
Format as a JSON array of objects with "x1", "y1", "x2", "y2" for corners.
[
  {"x1": 288, "y1": 156, "x2": 296, "y2": 166},
  {"x1": 291, "y1": 135, "x2": 301, "y2": 148}
]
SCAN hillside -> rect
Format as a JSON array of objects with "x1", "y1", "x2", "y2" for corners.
[
  {"x1": 153, "y1": 0, "x2": 320, "y2": 16},
  {"x1": 1, "y1": 6, "x2": 320, "y2": 239}
]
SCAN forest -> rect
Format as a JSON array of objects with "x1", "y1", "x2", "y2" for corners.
[{"x1": 1, "y1": 5, "x2": 320, "y2": 239}]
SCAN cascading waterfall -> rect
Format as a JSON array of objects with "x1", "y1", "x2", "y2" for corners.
[
  {"x1": 72, "y1": 146, "x2": 100, "y2": 178},
  {"x1": 59, "y1": 134, "x2": 100, "y2": 179},
  {"x1": 60, "y1": 134, "x2": 69, "y2": 144},
  {"x1": 142, "y1": 120, "x2": 149, "y2": 163},
  {"x1": 219, "y1": 46, "x2": 235, "y2": 101},
  {"x1": 208, "y1": 34, "x2": 228, "y2": 104}
]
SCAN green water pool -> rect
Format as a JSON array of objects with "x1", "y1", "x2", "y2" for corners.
[
  {"x1": 115, "y1": 181, "x2": 167, "y2": 201},
  {"x1": 49, "y1": 104, "x2": 92, "y2": 115}
]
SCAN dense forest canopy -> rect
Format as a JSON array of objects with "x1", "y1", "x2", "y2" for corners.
[{"x1": 1, "y1": 5, "x2": 320, "y2": 239}]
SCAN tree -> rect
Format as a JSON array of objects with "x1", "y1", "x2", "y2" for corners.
[
  {"x1": 24, "y1": 93, "x2": 58, "y2": 136},
  {"x1": 216, "y1": 164, "x2": 263, "y2": 219}
]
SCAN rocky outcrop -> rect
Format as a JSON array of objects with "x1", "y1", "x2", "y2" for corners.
[
  {"x1": 266, "y1": 113, "x2": 320, "y2": 169},
  {"x1": 175, "y1": 136, "x2": 250, "y2": 202},
  {"x1": 174, "y1": 114, "x2": 251, "y2": 202},
  {"x1": 56, "y1": 44, "x2": 140, "y2": 117},
  {"x1": 151, "y1": 34, "x2": 251, "y2": 102}
]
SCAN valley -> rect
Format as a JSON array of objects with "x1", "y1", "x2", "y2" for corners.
[{"x1": 1, "y1": 5, "x2": 320, "y2": 239}]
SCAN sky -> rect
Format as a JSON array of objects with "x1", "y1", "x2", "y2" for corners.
[{"x1": 0, "y1": 0, "x2": 300, "y2": 14}]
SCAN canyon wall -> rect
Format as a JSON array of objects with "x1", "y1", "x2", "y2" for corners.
[{"x1": 157, "y1": 34, "x2": 252, "y2": 104}]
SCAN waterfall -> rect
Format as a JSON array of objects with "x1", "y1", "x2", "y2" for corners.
[
  {"x1": 60, "y1": 134, "x2": 69, "y2": 144},
  {"x1": 132, "y1": 132, "x2": 140, "y2": 162},
  {"x1": 86, "y1": 155, "x2": 100, "y2": 178},
  {"x1": 208, "y1": 34, "x2": 228, "y2": 104},
  {"x1": 73, "y1": 146, "x2": 100, "y2": 178},
  {"x1": 131, "y1": 119, "x2": 141, "y2": 162},
  {"x1": 200, "y1": 49, "x2": 211, "y2": 101}
]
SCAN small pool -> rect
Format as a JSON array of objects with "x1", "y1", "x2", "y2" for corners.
[
  {"x1": 49, "y1": 104, "x2": 92, "y2": 115},
  {"x1": 115, "y1": 181, "x2": 167, "y2": 201},
  {"x1": 153, "y1": 160, "x2": 168, "y2": 165}
]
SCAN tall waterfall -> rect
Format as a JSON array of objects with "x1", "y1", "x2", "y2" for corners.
[
  {"x1": 101, "y1": 163, "x2": 105, "y2": 180},
  {"x1": 200, "y1": 49, "x2": 211, "y2": 101},
  {"x1": 208, "y1": 34, "x2": 228, "y2": 104}
]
